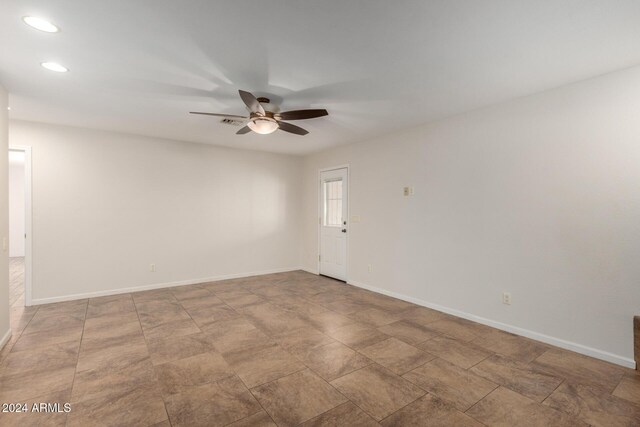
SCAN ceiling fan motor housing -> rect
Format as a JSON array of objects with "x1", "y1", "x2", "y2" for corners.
[{"x1": 255, "y1": 97, "x2": 279, "y2": 114}]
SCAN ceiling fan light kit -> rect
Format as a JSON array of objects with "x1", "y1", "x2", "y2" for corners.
[
  {"x1": 190, "y1": 90, "x2": 328, "y2": 136},
  {"x1": 247, "y1": 117, "x2": 278, "y2": 134}
]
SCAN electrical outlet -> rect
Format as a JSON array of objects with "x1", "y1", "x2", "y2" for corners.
[
  {"x1": 502, "y1": 292, "x2": 512, "y2": 305},
  {"x1": 150, "y1": 264, "x2": 156, "y2": 272},
  {"x1": 367, "y1": 264, "x2": 372, "y2": 273},
  {"x1": 2, "y1": 237, "x2": 6, "y2": 252},
  {"x1": 403, "y1": 186, "x2": 414, "y2": 196}
]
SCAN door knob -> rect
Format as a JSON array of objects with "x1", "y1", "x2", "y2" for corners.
[{"x1": 341, "y1": 229, "x2": 347, "y2": 233}]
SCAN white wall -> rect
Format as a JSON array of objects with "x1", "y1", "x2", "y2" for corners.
[
  {"x1": 301, "y1": 65, "x2": 640, "y2": 368},
  {"x1": 8, "y1": 151, "x2": 25, "y2": 257},
  {"x1": 9, "y1": 121, "x2": 302, "y2": 303},
  {"x1": 0, "y1": 85, "x2": 10, "y2": 348}
]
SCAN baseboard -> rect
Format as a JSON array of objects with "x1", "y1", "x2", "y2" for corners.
[
  {"x1": 30, "y1": 267, "x2": 301, "y2": 306},
  {"x1": 26, "y1": 268, "x2": 636, "y2": 369},
  {"x1": 348, "y1": 279, "x2": 636, "y2": 369},
  {"x1": 634, "y1": 316, "x2": 639, "y2": 369},
  {"x1": 302, "y1": 268, "x2": 319, "y2": 275},
  {"x1": 0, "y1": 328, "x2": 12, "y2": 351}
]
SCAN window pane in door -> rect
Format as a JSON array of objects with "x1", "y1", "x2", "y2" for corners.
[{"x1": 324, "y1": 179, "x2": 343, "y2": 227}]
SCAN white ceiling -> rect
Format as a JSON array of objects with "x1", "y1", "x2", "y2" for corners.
[{"x1": 2, "y1": 1, "x2": 640, "y2": 155}]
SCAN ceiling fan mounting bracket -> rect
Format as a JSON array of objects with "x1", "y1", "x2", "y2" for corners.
[{"x1": 256, "y1": 97, "x2": 270, "y2": 104}]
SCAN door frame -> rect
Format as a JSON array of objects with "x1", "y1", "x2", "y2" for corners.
[
  {"x1": 317, "y1": 164, "x2": 350, "y2": 281},
  {"x1": 9, "y1": 145, "x2": 33, "y2": 306}
]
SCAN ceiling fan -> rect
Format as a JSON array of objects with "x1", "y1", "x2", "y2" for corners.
[{"x1": 190, "y1": 90, "x2": 328, "y2": 136}]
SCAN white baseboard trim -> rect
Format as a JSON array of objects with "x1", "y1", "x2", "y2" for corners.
[
  {"x1": 348, "y1": 279, "x2": 636, "y2": 369},
  {"x1": 30, "y1": 267, "x2": 301, "y2": 306},
  {"x1": 26, "y1": 268, "x2": 636, "y2": 369},
  {"x1": 302, "y1": 268, "x2": 319, "y2": 275},
  {"x1": 0, "y1": 328, "x2": 12, "y2": 351}
]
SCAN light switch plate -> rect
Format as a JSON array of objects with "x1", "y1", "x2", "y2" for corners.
[
  {"x1": 351, "y1": 215, "x2": 361, "y2": 223},
  {"x1": 403, "y1": 187, "x2": 414, "y2": 196}
]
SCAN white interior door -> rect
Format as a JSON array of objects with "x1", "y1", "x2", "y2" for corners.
[{"x1": 319, "y1": 167, "x2": 348, "y2": 281}]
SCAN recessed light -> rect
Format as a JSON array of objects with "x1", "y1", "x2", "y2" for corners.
[
  {"x1": 22, "y1": 16, "x2": 59, "y2": 33},
  {"x1": 41, "y1": 62, "x2": 68, "y2": 72}
]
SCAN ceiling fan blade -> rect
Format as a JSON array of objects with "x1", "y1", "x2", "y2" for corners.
[
  {"x1": 276, "y1": 109, "x2": 328, "y2": 121},
  {"x1": 236, "y1": 126, "x2": 252, "y2": 135},
  {"x1": 190, "y1": 112, "x2": 248, "y2": 119},
  {"x1": 238, "y1": 90, "x2": 265, "y2": 115},
  {"x1": 278, "y1": 121, "x2": 309, "y2": 136}
]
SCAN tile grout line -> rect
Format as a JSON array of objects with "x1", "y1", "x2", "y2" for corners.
[
  {"x1": 209, "y1": 281, "x2": 297, "y2": 426},
  {"x1": 465, "y1": 352, "x2": 493, "y2": 371},
  {"x1": 139, "y1": 291, "x2": 198, "y2": 340},
  {"x1": 66, "y1": 299, "x2": 90, "y2": 427},
  {"x1": 0, "y1": 304, "x2": 40, "y2": 362},
  {"x1": 236, "y1": 280, "x2": 294, "y2": 427},
  {"x1": 388, "y1": 354, "x2": 496, "y2": 421},
  {"x1": 331, "y1": 362, "x2": 428, "y2": 422},
  {"x1": 295, "y1": 401, "x2": 351, "y2": 426},
  {"x1": 222, "y1": 408, "x2": 271, "y2": 427},
  {"x1": 213, "y1": 277, "x2": 551, "y2": 423},
  {"x1": 228, "y1": 279, "x2": 381, "y2": 425},
  {"x1": 610, "y1": 373, "x2": 628, "y2": 396},
  {"x1": 295, "y1": 284, "x2": 449, "y2": 355},
  {"x1": 246, "y1": 364, "x2": 310, "y2": 390},
  {"x1": 252, "y1": 280, "x2": 446, "y2": 422},
  {"x1": 244, "y1": 387, "x2": 280, "y2": 427},
  {"x1": 131, "y1": 292, "x2": 173, "y2": 427},
  {"x1": 294, "y1": 281, "x2": 581, "y2": 424},
  {"x1": 463, "y1": 384, "x2": 503, "y2": 416},
  {"x1": 236, "y1": 294, "x2": 384, "y2": 423},
  {"x1": 376, "y1": 391, "x2": 427, "y2": 424},
  {"x1": 306, "y1": 369, "x2": 375, "y2": 425},
  {"x1": 539, "y1": 379, "x2": 566, "y2": 406}
]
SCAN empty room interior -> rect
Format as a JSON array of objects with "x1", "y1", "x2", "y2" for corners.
[{"x1": 1, "y1": 1, "x2": 640, "y2": 426}]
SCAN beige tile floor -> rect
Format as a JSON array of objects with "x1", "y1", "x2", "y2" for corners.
[{"x1": 0, "y1": 269, "x2": 638, "y2": 426}]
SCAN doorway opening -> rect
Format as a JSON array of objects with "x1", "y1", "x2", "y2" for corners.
[
  {"x1": 8, "y1": 146, "x2": 32, "y2": 307},
  {"x1": 318, "y1": 166, "x2": 349, "y2": 282}
]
